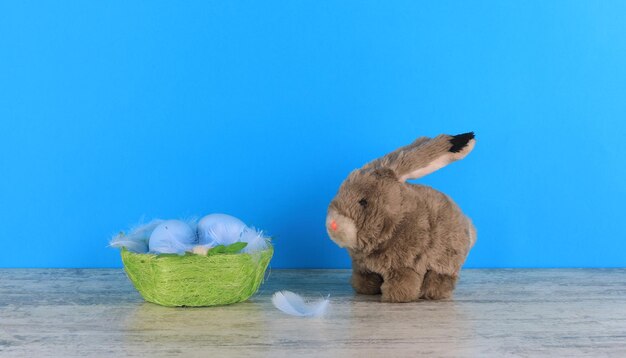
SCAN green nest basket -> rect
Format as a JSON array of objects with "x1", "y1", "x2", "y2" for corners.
[{"x1": 121, "y1": 246, "x2": 273, "y2": 307}]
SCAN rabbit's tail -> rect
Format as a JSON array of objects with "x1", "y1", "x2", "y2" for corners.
[{"x1": 466, "y1": 218, "x2": 477, "y2": 249}]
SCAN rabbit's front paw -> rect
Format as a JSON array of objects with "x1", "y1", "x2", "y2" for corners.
[
  {"x1": 351, "y1": 271, "x2": 383, "y2": 295},
  {"x1": 381, "y1": 269, "x2": 421, "y2": 303},
  {"x1": 420, "y1": 271, "x2": 457, "y2": 300}
]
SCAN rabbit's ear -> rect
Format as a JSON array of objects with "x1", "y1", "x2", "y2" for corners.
[
  {"x1": 371, "y1": 132, "x2": 475, "y2": 182},
  {"x1": 361, "y1": 136, "x2": 431, "y2": 171}
]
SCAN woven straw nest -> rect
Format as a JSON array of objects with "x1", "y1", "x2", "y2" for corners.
[{"x1": 121, "y1": 246, "x2": 273, "y2": 307}]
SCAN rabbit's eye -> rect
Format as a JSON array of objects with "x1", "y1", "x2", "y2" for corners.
[{"x1": 358, "y1": 198, "x2": 368, "y2": 207}]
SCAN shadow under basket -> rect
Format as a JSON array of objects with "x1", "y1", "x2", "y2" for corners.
[{"x1": 121, "y1": 246, "x2": 273, "y2": 307}]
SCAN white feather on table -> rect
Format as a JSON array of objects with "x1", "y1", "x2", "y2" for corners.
[{"x1": 271, "y1": 291, "x2": 330, "y2": 317}]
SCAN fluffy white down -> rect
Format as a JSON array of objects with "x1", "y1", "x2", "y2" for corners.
[
  {"x1": 110, "y1": 219, "x2": 164, "y2": 253},
  {"x1": 239, "y1": 227, "x2": 269, "y2": 253}
]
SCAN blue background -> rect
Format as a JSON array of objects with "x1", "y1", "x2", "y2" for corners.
[{"x1": 1, "y1": 1, "x2": 625, "y2": 268}]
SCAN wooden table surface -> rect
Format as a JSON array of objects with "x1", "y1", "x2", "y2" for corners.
[{"x1": 1, "y1": 269, "x2": 626, "y2": 357}]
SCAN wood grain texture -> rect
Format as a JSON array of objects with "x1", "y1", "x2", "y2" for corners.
[{"x1": 1, "y1": 269, "x2": 626, "y2": 357}]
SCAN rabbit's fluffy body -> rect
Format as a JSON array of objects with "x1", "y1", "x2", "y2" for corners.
[{"x1": 326, "y1": 133, "x2": 476, "y2": 303}]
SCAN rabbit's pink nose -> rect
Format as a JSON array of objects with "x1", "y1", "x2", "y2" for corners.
[{"x1": 330, "y1": 220, "x2": 338, "y2": 231}]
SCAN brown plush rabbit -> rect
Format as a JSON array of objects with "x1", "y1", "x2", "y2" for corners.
[{"x1": 326, "y1": 132, "x2": 476, "y2": 303}]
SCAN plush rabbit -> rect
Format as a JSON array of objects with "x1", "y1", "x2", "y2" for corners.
[{"x1": 326, "y1": 132, "x2": 476, "y2": 303}]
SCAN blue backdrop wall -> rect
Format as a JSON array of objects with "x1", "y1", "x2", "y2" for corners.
[{"x1": 1, "y1": 1, "x2": 625, "y2": 268}]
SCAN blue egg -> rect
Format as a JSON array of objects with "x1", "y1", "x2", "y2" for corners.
[
  {"x1": 197, "y1": 213, "x2": 247, "y2": 246},
  {"x1": 149, "y1": 220, "x2": 197, "y2": 254}
]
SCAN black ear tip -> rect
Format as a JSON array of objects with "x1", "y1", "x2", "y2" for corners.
[{"x1": 449, "y1": 132, "x2": 475, "y2": 153}]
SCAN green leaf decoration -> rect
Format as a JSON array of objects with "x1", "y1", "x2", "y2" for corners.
[
  {"x1": 224, "y1": 242, "x2": 248, "y2": 253},
  {"x1": 206, "y1": 242, "x2": 248, "y2": 256},
  {"x1": 206, "y1": 245, "x2": 226, "y2": 256}
]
